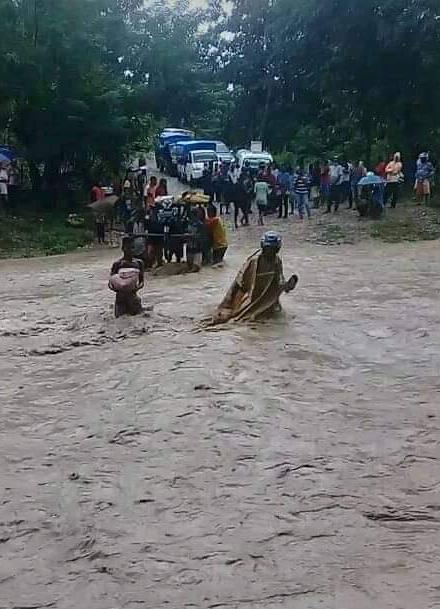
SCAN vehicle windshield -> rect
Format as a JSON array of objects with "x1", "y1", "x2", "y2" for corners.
[
  {"x1": 162, "y1": 129, "x2": 194, "y2": 137},
  {"x1": 172, "y1": 145, "x2": 184, "y2": 156},
  {"x1": 244, "y1": 157, "x2": 271, "y2": 169},
  {"x1": 193, "y1": 152, "x2": 216, "y2": 163},
  {"x1": 216, "y1": 143, "x2": 230, "y2": 153}
]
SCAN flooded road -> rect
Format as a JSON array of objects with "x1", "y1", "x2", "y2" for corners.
[{"x1": 1, "y1": 208, "x2": 440, "y2": 608}]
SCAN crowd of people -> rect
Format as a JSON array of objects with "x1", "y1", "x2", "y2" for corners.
[
  {"x1": 92, "y1": 173, "x2": 229, "y2": 276},
  {"x1": 91, "y1": 151, "x2": 437, "y2": 254},
  {"x1": 196, "y1": 151, "x2": 436, "y2": 223},
  {"x1": 198, "y1": 161, "x2": 315, "y2": 224},
  {"x1": 101, "y1": 151, "x2": 436, "y2": 319}
]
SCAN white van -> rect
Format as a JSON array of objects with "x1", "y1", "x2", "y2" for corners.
[
  {"x1": 215, "y1": 142, "x2": 234, "y2": 164},
  {"x1": 185, "y1": 150, "x2": 219, "y2": 184},
  {"x1": 236, "y1": 150, "x2": 273, "y2": 176}
]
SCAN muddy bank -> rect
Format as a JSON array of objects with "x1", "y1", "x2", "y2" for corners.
[{"x1": 1, "y1": 220, "x2": 440, "y2": 609}]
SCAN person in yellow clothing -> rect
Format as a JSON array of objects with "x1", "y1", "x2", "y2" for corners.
[
  {"x1": 206, "y1": 204, "x2": 228, "y2": 264},
  {"x1": 208, "y1": 231, "x2": 298, "y2": 326}
]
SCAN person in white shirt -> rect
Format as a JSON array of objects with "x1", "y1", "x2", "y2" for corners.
[
  {"x1": 0, "y1": 164, "x2": 9, "y2": 210},
  {"x1": 326, "y1": 158, "x2": 343, "y2": 213},
  {"x1": 227, "y1": 164, "x2": 238, "y2": 185},
  {"x1": 340, "y1": 161, "x2": 351, "y2": 207},
  {"x1": 254, "y1": 179, "x2": 271, "y2": 225},
  {"x1": 8, "y1": 162, "x2": 20, "y2": 208}
]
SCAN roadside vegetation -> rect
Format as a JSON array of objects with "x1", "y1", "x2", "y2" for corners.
[
  {"x1": 0, "y1": 214, "x2": 93, "y2": 258},
  {"x1": 370, "y1": 206, "x2": 440, "y2": 243}
]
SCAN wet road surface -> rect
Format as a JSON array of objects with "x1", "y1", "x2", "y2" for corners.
[{"x1": 1, "y1": 207, "x2": 440, "y2": 608}]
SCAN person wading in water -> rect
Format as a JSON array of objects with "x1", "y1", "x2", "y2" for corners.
[
  {"x1": 209, "y1": 231, "x2": 298, "y2": 325},
  {"x1": 109, "y1": 236, "x2": 145, "y2": 318}
]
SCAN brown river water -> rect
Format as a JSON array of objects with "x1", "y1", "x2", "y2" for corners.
[{"x1": 1, "y1": 194, "x2": 440, "y2": 608}]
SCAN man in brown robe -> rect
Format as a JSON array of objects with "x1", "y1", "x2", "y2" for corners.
[{"x1": 212, "y1": 231, "x2": 298, "y2": 324}]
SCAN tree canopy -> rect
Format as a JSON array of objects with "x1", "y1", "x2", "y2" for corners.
[
  {"x1": 209, "y1": 0, "x2": 440, "y2": 161},
  {"x1": 1, "y1": 0, "x2": 440, "y2": 199}
]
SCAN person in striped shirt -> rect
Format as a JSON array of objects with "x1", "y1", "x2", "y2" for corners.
[{"x1": 293, "y1": 166, "x2": 311, "y2": 220}]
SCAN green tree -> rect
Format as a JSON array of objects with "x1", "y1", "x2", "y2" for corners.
[
  {"x1": 1, "y1": 0, "x2": 140, "y2": 198},
  {"x1": 211, "y1": 0, "x2": 440, "y2": 160}
]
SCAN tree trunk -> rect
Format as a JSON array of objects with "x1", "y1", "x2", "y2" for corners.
[
  {"x1": 33, "y1": 0, "x2": 39, "y2": 47},
  {"x1": 29, "y1": 161, "x2": 43, "y2": 193},
  {"x1": 258, "y1": 79, "x2": 274, "y2": 143},
  {"x1": 362, "y1": 111, "x2": 373, "y2": 168}
]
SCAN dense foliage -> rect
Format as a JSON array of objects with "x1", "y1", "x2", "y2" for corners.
[
  {"x1": 209, "y1": 0, "x2": 440, "y2": 163},
  {"x1": 0, "y1": 0, "x2": 216, "y2": 198},
  {"x1": 1, "y1": 0, "x2": 440, "y2": 201}
]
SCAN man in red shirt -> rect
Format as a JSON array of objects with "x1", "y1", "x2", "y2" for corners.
[
  {"x1": 263, "y1": 166, "x2": 277, "y2": 189},
  {"x1": 91, "y1": 182, "x2": 105, "y2": 203},
  {"x1": 375, "y1": 159, "x2": 387, "y2": 179}
]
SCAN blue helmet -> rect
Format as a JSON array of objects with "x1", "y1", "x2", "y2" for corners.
[{"x1": 261, "y1": 231, "x2": 282, "y2": 249}]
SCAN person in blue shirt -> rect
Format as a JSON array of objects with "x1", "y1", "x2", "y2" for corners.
[
  {"x1": 415, "y1": 153, "x2": 435, "y2": 205},
  {"x1": 276, "y1": 166, "x2": 291, "y2": 219}
]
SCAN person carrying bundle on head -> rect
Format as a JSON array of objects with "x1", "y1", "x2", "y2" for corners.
[{"x1": 109, "y1": 236, "x2": 145, "y2": 318}]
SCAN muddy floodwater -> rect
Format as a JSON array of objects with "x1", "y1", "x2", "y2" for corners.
[{"x1": 1, "y1": 209, "x2": 440, "y2": 609}]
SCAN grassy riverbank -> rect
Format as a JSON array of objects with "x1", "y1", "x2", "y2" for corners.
[{"x1": 0, "y1": 213, "x2": 94, "y2": 258}]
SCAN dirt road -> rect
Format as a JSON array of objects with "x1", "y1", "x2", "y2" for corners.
[{"x1": 1, "y1": 204, "x2": 440, "y2": 608}]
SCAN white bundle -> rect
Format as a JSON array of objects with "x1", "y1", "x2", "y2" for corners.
[{"x1": 110, "y1": 267, "x2": 140, "y2": 292}]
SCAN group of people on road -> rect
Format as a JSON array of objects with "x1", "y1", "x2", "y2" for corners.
[
  {"x1": 200, "y1": 161, "x2": 319, "y2": 226},
  {"x1": 373, "y1": 151, "x2": 435, "y2": 208},
  {"x1": 95, "y1": 147, "x2": 439, "y2": 248},
  {"x1": 197, "y1": 152, "x2": 435, "y2": 226},
  {"x1": 248, "y1": 151, "x2": 436, "y2": 217},
  {"x1": 93, "y1": 149, "x2": 438, "y2": 247},
  {"x1": 201, "y1": 163, "x2": 254, "y2": 228}
]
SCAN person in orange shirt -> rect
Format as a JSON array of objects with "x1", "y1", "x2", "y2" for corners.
[
  {"x1": 385, "y1": 152, "x2": 403, "y2": 208},
  {"x1": 206, "y1": 204, "x2": 228, "y2": 264}
]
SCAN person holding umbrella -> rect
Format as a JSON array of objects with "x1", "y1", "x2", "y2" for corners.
[{"x1": 357, "y1": 172, "x2": 386, "y2": 218}]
